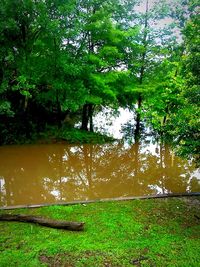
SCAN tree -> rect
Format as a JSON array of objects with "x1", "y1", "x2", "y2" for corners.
[
  {"x1": 0, "y1": 0, "x2": 48, "y2": 140},
  {"x1": 73, "y1": 0, "x2": 128, "y2": 131},
  {"x1": 121, "y1": 0, "x2": 179, "y2": 139},
  {"x1": 168, "y1": 0, "x2": 200, "y2": 164},
  {"x1": 141, "y1": 0, "x2": 200, "y2": 165}
]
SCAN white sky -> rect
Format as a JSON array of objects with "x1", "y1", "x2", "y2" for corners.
[
  {"x1": 134, "y1": 0, "x2": 156, "y2": 12},
  {"x1": 135, "y1": 0, "x2": 174, "y2": 13},
  {"x1": 134, "y1": 0, "x2": 182, "y2": 41},
  {"x1": 93, "y1": 107, "x2": 134, "y2": 139}
]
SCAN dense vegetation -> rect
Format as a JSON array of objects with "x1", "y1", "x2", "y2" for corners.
[
  {"x1": 0, "y1": 0, "x2": 199, "y2": 163},
  {"x1": 0, "y1": 197, "x2": 200, "y2": 266}
]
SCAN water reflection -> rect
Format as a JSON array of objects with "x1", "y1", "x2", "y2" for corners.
[
  {"x1": 0, "y1": 142, "x2": 199, "y2": 207},
  {"x1": 93, "y1": 107, "x2": 135, "y2": 139}
]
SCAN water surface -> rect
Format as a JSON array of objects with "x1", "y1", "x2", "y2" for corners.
[{"x1": 0, "y1": 142, "x2": 199, "y2": 207}]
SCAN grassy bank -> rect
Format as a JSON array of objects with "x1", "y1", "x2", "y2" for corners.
[
  {"x1": 2, "y1": 126, "x2": 115, "y2": 145},
  {"x1": 0, "y1": 197, "x2": 200, "y2": 267},
  {"x1": 38, "y1": 127, "x2": 115, "y2": 144}
]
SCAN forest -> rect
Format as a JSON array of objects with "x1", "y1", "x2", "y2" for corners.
[{"x1": 0, "y1": 0, "x2": 199, "y2": 165}]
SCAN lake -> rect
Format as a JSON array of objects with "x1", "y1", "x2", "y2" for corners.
[{"x1": 0, "y1": 141, "x2": 199, "y2": 207}]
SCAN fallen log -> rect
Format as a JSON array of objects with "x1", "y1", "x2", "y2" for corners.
[{"x1": 0, "y1": 214, "x2": 84, "y2": 231}]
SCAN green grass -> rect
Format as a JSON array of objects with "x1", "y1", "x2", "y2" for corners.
[
  {"x1": 1, "y1": 124, "x2": 115, "y2": 145},
  {"x1": 36, "y1": 126, "x2": 115, "y2": 145},
  {"x1": 58, "y1": 127, "x2": 115, "y2": 144},
  {"x1": 0, "y1": 197, "x2": 200, "y2": 267}
]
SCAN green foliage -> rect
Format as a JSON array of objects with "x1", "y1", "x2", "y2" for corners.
[
  {"x1": 0, "y1": 0, "x2": 198, "y2": 165},
  {"x1": 137, "y1": 1, "x2": 200, "y2": 165},
  {"x1": 0, "y1": 100, "x2": 14, "y2": 116},
  {"x1": 167, "y1": 2, "x2": 199, "y2": 164},
  {"x1": 0, "y1": 0, "x2": 130, "y2": 141},
  {"x1": 143, "y1": 59, "x2": 184, "y2": 133}
]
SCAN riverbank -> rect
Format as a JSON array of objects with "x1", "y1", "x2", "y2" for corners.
[
  {"x1": 37, "y1": 127, "x2": 115, "y2": 144},
  {"x1": 0, "y1": 197, "x2": 200, "y2": 266},
  {"x1": 1, "y1": 126, "x2": 115, "y2": 145}
]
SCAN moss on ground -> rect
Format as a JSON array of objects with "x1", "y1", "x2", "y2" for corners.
[{"x1": 0, "y1": 197, "x2": 200, "y2": 267}]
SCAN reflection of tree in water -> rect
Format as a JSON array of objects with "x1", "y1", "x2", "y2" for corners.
[
  {"x1": 0, "y1": 142, "x2": 199, "y2": 206},
  {"x1": 0, "y1": 146, "x2": 62, "y2": 206}
]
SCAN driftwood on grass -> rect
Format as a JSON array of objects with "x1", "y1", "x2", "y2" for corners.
[{"x1": 0, "y1": 214, "x2": 84, "y2": 231}]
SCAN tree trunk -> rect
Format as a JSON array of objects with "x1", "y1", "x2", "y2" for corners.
[
  {"x1": 0, "y1": 214, "x2": 84, "y2": 231},
  {"x1": 88, "y1": 104, "x2": 94, "y2": 132},
  {"x1": 56, "y1": 89, "x2": 62, "y2": 128},
  {"x1": 81, "y1": 104, "x2": 89, "y2": 131},
  {"x1": 135, "y1": 94, "x2": 142, "y2": 141},
  {"x1": 81, "y1": 104, "x2": 94, "y2": 132},
  {"x1": 134, "y1": 0, "x2": 149, "y2": 140}
]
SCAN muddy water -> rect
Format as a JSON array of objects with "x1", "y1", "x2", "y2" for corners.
[{"x1": 0, "y1": 142, "x2": 199, "y2": 207}]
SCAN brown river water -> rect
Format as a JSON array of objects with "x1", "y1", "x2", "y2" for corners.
[{"x1": 0, "y1": 142, "x2": 199, "y2": 207}]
